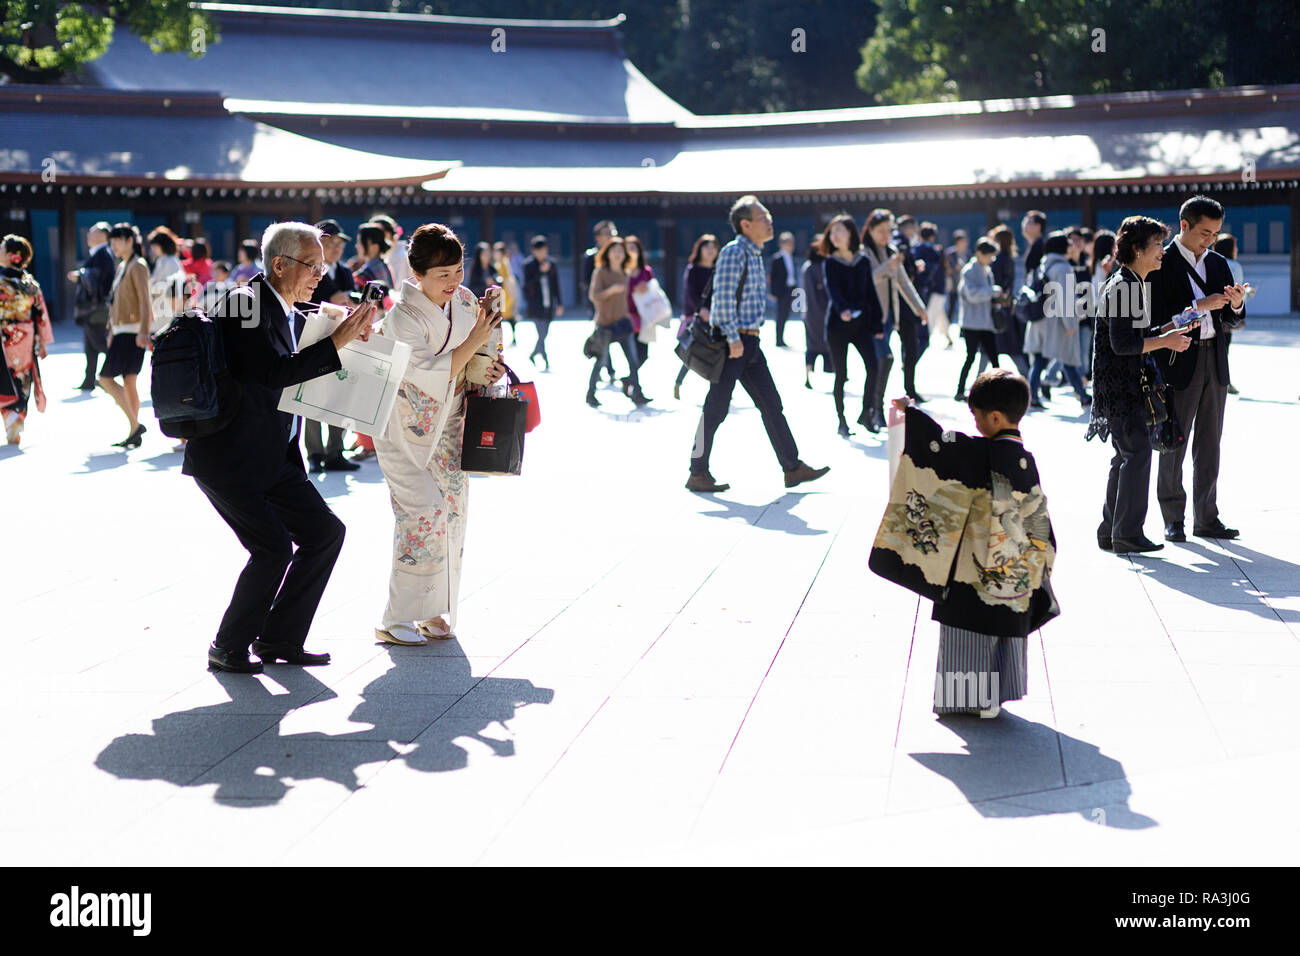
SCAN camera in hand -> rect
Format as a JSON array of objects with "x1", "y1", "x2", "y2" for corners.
[{"x1": 363, "y1": 280, "x2": 386, "y2": 303}]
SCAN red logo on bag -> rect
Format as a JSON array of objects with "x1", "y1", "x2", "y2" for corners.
[{"x1": 480, "y1": 431, "x2": 495, "y2": 447}]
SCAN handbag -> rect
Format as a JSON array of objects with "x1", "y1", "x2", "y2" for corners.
[
  {"x1": 503, "y1": 364, "x2": 540, "y2": 433},
  {"x1": 583, "y1": 326, "x2": 612, "y2": 359},
  {"x1": 631, "y1": 276, "x2": 673, "y2": 328},
  {"x1": 461, "y1": 390, "x2": 526, "y2": 476},
  {"x1": 1139, "y1": 356, "x2": 1170, "y2": 427},
  {"x1": 1150, "y1": 413, "x2": 1185, "y2": 454},
  {"x1": 676, "y1": 257, "x2": 748, "y2": 384}
]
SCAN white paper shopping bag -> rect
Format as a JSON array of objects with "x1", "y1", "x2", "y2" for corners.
[{"x1": 278, "y1": 308, "x2": 411, "y2": 432}]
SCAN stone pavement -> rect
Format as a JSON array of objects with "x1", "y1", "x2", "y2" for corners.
[{"x1": 4, "y1": 317, "x2": 1298, "y2": 865}]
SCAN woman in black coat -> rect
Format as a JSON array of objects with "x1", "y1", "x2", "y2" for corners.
[{"x1": 1087, "y1": 216, "x2": 1193, "y2": 555}]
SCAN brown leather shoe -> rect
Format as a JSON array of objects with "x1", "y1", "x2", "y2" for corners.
[
  {"x1": 784, "y1": 461, "x2": 830, "y2": 488},
  {"x1": 685, "y1": 472, "x2": 730, "y2": 493}
]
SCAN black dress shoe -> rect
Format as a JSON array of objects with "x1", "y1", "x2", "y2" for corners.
[
  {"x1": 857, "y1": 409, "x2": 880, "y2": 434},
  {"x1": 252, "y1": 641, "x2": 331, "y2": 666},
  {"x1": 322, "y1": 455, "x2": 360, "y2": 472},
  {"x1": 1164, "y1": 522, "x2": 1186, "y2": 543},
  {"x1": 838, "y1": 421, "x2": 853, "y2": 438},
  {"x1": 308, "y1": 454, "x2": 326, "y2": 473},
  {"x1": 208, "y1": 644, "x2": 263, "y2": 674},
  {"x1": 1112, "y1": 535, "x2": 1164, "y2": 554},
  {"x1": 1194, "y1": 520, "x2": 1240, "y2": 540}
]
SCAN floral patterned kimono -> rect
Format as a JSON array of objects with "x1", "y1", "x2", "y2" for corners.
[
  {"x1": 373, "y1": 278, "x2": 483, "y2": 631},
  {"x1": 870, "y1": 407, "x2": 1058, "y2": 714},
  {"x1": 0, "y1": 267, "x2": 54, "y2": 444}
]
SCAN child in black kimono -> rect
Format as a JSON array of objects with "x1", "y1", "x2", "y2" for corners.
[{"x1": 870, "y1": 370, "x2": 1058, "y2": 717}]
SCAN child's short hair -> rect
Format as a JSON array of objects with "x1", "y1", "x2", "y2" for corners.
[
  {"x1": 968, "y1": 369, "x2": 1030, "y2": 423},
  {"x1": 974, "y1": 237, "x2": 998, "y2": 256}
]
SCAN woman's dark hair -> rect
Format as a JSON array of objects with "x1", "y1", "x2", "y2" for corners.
[
  {"x1": 807, "y1": 235, "x2": 824, "y2": 262},
  {"x1": 688, "y1": 233, "x2": 718, "y2": 265},
  {"x1": 974, "y1": 238, "x2": 998, "y2": 256},
  {"x1": 492, "y1": 241, "x2": 507, "y2": 255},
  {"x1": 968, "y1": 369, "x2": 1030, "y2": 423},
  {"x1": 1214, "y1": 232, "x2": 1237, "y2": 259},
  {"x1": 1179, "y1": 194, "x2": 1224, "y2": 228},
  {"x1": 148, "y1": 228, "x2": 178, "y2": 257},
  {"x1": 407, "y1": 222, "x2": 463, "y2": 273},
  {"x1": 1114, "y1": 216, "x2": 1169, "y2": 265},
  {"x1": 594, "y1": 236, "x2": 626, "y2": 269},
  {"x1": 357, "y1": 223, "x2": 391, "y2": 255},
  {"x1": 238, "y1": 239, "x2": 260, "y2": 264},
  {"x1": 467, "y1": 241, "x2": 492, "y2": 290},
  {"x1": 213, "y1": 260, "x2": 232, "y2": 275},
  {"x1": 860, "y1": 208, "x2": 894, "y2": 257},
  {"x1": 818, "y1": 214, "x2": 860, "y2": 257},
  {"x1": 190, "y1": 239, "x2": 209, "y2": 260},
  {"x1": 530, "y1": 235, "x2": 548, "y2": 250},
  {"x1": 108, "y1": 222, "x2": 144, "y2": 258},
  {"x1": 623, "y1": 234, "x2": 643, "y2": 270},
  {"x1": 2, "y1": 233, "x2": 33, "y2": 268},
  {"x1": 1092, "y1": 230, "x2": 1116, "y2": 264},
  {"x1": 1043, "y1": 230, "x2": 1070, "y2": 256},
  {"x1": 989, "y1": 224, "x2": 1017, "y2": 257},
  {"x1": 919, "y1": 222, "x2": 938, "y2": 241}
]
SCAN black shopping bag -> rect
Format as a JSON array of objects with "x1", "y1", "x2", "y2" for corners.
[{"x1": 461, "y1": 393, "x2": 526, "y2": 476}]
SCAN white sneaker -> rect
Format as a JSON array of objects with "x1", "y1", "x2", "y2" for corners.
[{"x1": 375, "y1": 623, "x2": 427, "y2": 646}]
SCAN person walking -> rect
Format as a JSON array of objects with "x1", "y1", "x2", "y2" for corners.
[
  {"x1": 587, "y1": 236, "x2": 649, "y2": 408},
  {"x1": 674, "y1": 234, "x2": 717, "y2": 400},
  {"x1": 492, "y1": 241, "x2": 520, "y2": 346},
  {"x1": 986, "y1": 224, "x2": 1027, "y2": 376},
  {"x1": 0, "y1": 235, "x2": 54, "y2": 445},
  {"x1": 863, "y1": 209, "x2": 928, "y2": 416},
  {"x1": 66, "y1": 221, "x2": 115, "y2": 391},
  {"x1": 147, "y1": 227, "x2": 185, "y2": 337},
  {"x1": 799, "y1": 235, "x2": 832, "y2": 390},
  {"x1": 183, "y1": 222, "x2": 375, "y2": 673},
  {"x1": 523, "y1": 235, "x2": 562, "y2": 370},
  {"x1": 953, "y1": 238, "x2": 1002, "y2": 401},
  {"x1": 1024, "y1": 231, "x2": 1090, "y2": 409},
  {"x1": 686, "y1": 196, "x2": 829, "y2": 493},
  {"x1": 1087, "y1": 215, "x2": 1193, "y2": 554},
  {"x1": 623, "y1": 234, "x2": 655, "y2": 375},
  {"x1": 466, "y1": 242, "x2": 493, "y2": 297},
  {"x1": 943, "y1": 230, "x2": 970, "y2": 333},
  {"x1": 99, "y1": 223, "x2": 152, "y2": 449},
  {"x1": 1214, "y1": 231, "x2": 1249, "y2": 395},
  {"x1": 822, "y1": 214, "x2": 884, "y2": 436},
  {"x1": 913, "y1": 222, "x2": 951, "y2": 349},
  {"x1": 768, "y1": 230, "x2": 798, "y2": 348},
  {"x1": 373, "y1": 223, "x2": 506, "y2": 646},
  {"x1": 1152, "y1": 196, "x2": 1247, "y2": 543}
]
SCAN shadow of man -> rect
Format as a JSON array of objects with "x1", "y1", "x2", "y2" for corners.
[
  {"x1": 1133, "y1": 539, "x2": 1298, "y2": 621},
  {"x1": 696, "y1": 492, "x2": 828, "y2": 536},
  {"x1": 910, "y1": 712, "x2": 1157, "y2": 829},
  {"x1": 95, "y1": 644, "x2": 553, "y2": 806}
]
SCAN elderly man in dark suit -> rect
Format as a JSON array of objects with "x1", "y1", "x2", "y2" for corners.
[
  {"x1": 66, "y1": 221, "x2": 116, "y2": 390},
  {"x1": 183, "y1": 221, "x2": 375, "y2": 673},
  {"x1": 1151, "y1": 195, "x2": 1247, "y2": 543}
]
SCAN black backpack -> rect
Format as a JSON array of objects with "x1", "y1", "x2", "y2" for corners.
[
  {"x1": 149, "y1": 305, "x2": 241, "y2": 438},
  {"x1": 1014, "y1": 262, "x2": 1049, "y2": 323}
]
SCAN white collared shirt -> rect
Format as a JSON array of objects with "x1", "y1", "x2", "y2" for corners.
[{"x1": 1174, "y1": 237, "x2": 1215, "y2": 340}]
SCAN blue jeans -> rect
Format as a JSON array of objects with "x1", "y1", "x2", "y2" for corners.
[{"x1": 1029, "y1": 354, "x2": 1086, "y2": 401}]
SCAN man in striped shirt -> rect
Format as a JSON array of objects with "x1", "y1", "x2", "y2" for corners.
[{"x1": 687, "y1": 195, "x2": 829, "y2": 493}]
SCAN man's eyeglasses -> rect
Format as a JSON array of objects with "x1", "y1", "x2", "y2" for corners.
[{"x1": 280, "y1": 254, "x2": 326, "y2": 276}]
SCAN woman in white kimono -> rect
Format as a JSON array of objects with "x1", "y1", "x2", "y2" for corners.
[{"x1": 374, "y1": 223, "x2": 505, "y2": 646}]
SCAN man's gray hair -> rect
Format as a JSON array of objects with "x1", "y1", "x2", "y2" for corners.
[
  {"x1": 262, "y1": 221, "x2": 322, "y2": 266},
  {"x1": 729, "y1": 195, "x2": 764, "y2": 235}
]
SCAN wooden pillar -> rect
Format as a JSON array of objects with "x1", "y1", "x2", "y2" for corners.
[
  {"x1": 659, "y1": 209, "x2": 679, "y2": 303},
  {"x1": 234, "y1": 211, "x2": 251, "y2": 245},
  {"x1": 308, "y1": 194, "x2": 323, "y2": 225},
  {"x1": 58, "y1": 192, "x2": 78, "y2": 322},
  {"x1": 479, "y1": 205, "x2": 495, "y2": 245},
  {"x1": 1291, "y1": 186, "x2": 1300, "y2": 313},
  {"x1": 985, "y1": 196, "x2": 998, "y2": 232},
  {"x1": 573, "y1": 202, "x2": 589, "y2": 306}
]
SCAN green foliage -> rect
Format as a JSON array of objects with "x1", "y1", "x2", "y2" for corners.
[{"x1": 0, "y1": 1, "x2": 215, "y2": 82}]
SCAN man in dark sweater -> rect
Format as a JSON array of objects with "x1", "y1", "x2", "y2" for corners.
[{"x1": 66, "y1": 221, "x2": 115, "y2": 390}]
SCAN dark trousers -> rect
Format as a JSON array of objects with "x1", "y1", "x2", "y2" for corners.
[
  {"x1": 898, "y1": 311, "x2": 924, "y2": 395},
  {"x1": 957, "y1": 329, "x2": 999, "y2": 394},
  {"x1": 1101, "y1": 416, "x2": 1153, "y2": 540},
  {"x1": 690, "y1": 334, "x2": 799, "y2": 475},
  {"x1": 589, "y1": 327, "x2": 640, "y2": 396},
  {"x1": 827, "y1": 316, "x2": 877, "y2": 425},
  {"x1": 774, "y1": 294, "x2": 793, "y2": 346},
  {"x1": 1030, "y1": 354, "x2": 1086, "y2": 400},
  {"x1": 1157, "y1": 343, "x2": 1227, "y2": 528},
  {"x1": 529, "y1": 316, "x2": 552, "y2": 360},
  {"x1": 81, "y1": 322, "x2": 108, "y2": 386},
  {"x1": 303, "y1": 419, "x2": 345, "y2": 459},
  {"x1": 195, "y1": 445, "x2": 346, "y2": 651}
]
